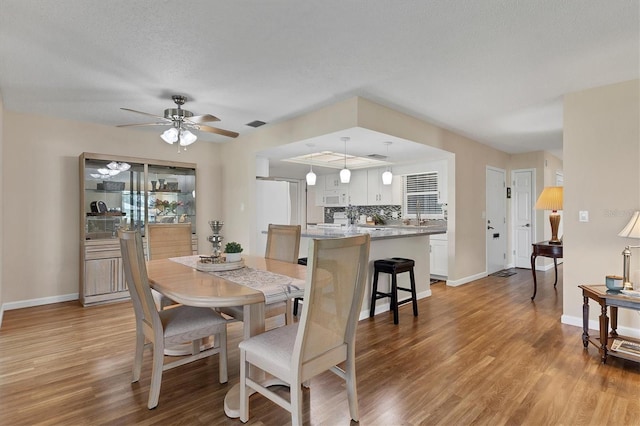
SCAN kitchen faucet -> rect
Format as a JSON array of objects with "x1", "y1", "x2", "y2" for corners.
[{"x1": 416, "y1": 199, "x2": 422, "y2": 225}]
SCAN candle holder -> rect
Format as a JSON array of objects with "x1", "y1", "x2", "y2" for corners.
[{"x1": 208, "y1": 220, "x2": 224, "y2": 257}]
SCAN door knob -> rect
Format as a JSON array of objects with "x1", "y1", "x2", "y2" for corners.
[{"x1": 487, "y1": 225, "x2": 495, "y2": 230}]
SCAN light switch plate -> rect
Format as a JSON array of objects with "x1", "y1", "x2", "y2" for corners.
[{"x1": 579, "y1": 211, "x2": 589, "y2": 222}]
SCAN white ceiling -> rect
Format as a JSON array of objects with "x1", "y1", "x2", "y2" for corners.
[{"x1": 1, "y1": 1, "x2": 638, "y2": 165}]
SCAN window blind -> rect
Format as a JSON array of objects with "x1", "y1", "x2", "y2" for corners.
[{"x1": 403, "y1": 172, "x2": 440, "y2": 216}]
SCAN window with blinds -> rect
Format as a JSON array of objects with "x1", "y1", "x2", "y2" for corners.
[{"x1": 403, "y1": 172, "x2": 440, "y2": 217}]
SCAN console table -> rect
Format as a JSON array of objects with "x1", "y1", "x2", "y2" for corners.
[
  {"x1": 530, "y1": 241, "x2": 563, "y2": 300},
  {"x1": 579, "y1": 284, "x2": 640, "y2": 364}
]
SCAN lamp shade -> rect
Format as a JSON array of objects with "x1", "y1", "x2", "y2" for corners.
[
  {"x1": 618, "y1": 211, "x2": 640, "y2": 239},
  {"x1": 306, "y1": 170, "x2": 317, "y2": 185},
  {"x1": 382, "y1": 169, "x2": 393, "y2": 185},
  {"x1": 535, "y1": 186, "x2": 563, "y2": 211},
  {"x1": 179, "y1": 129, "x2": 197, "y2": 146},
  {"x1": 161, "y1": 127, "x2": 179, "y2": 144},
  {"x1": 340, "y1": 167, "x2": 351, "y2": 183}
]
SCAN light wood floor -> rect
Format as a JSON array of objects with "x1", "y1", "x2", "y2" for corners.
[{"x1": 2, "y1": 265, "x2": 640, "y2": 425}]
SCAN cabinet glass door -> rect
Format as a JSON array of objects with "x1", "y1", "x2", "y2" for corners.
[
  {"x1": 84, "y1": 159, "x2": 145, "y2": 238},
  {"x1": 147, "y1": 165, "x2": 196, "y2": 234}
]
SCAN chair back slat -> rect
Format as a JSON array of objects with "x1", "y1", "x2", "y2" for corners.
[
  {"x1": 119, "y1": 229, "x2": 161, "y2": 331},
  {"x1": 147, "y1": 223, "x2": 193, "y2": 260},
  {"x1": 265, "y1": 224, "x2": 301, "y2": 264},
  {"x1": 294, "y1": 234, "x2": 370, "y2": 365}
]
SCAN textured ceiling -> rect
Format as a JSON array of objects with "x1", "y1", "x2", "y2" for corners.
[{"x1": 0, "y1": 0, "x2": 638, "y2": 158}]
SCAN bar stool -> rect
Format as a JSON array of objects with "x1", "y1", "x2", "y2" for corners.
[{"x1": 369, "y1": 257, "x2": 418, "y2": 324}]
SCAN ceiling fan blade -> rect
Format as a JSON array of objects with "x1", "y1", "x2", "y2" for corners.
[
  {"x1": 120, "y1": 107, "x2": 168, "y2": 121},
  {"x1": 197, "y1": 124, "x2": 239, "y2": 138},
  {"x1": 187, "y1": 114, "x2": 220, "y2": 124},
  {"x1": 116, "y1": 122, "x2": 170, "y2": 128}
]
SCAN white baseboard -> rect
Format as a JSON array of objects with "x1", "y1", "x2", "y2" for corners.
[
  {"x1": 446, "y1": 271, "x2": 488, "y2": 287},
  {"x1": 561, "y1": 314, "x2": 640, "y2": 339},
  {"x1": 2, "y1": 293, "x2": 79, "y2": 311},
  {"x1": 360, "y1": 288, "x2": 432, "y2": 320},
  {"x1": 0, "y1": 304, "x2": 3, "y2": 328}
]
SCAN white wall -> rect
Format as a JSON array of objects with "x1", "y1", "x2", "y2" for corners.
[{"x1": 562, "y1": 80, "x2": 640, "y2": 332}]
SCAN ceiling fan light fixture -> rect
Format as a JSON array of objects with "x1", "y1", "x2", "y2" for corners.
[
  {"x1": 161, "y1": 127, "x2": 179, "y2": 144},
  {"x1": 179, "y1": 129, "x2": 197, "y2": 146}
]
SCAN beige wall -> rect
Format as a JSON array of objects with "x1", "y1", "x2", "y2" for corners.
[
  {"x1": 509, "y1": 150, "x2": 564, "y2": 268},
  {"x1": 563, "y1": 80, "x2": 640, "y2": 330},
  {"x1": 220, "y1": 96, "x2": 510, "y2": 283},
  {"x1": 2, "y1": 111, "x2": 222, "y2": 304},
  {"x1": 0, "y1": 92, "x2": 4, "y2": 323}
]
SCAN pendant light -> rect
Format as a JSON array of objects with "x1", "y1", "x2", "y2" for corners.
[
  {"x1": 381, "y1": 141, "x2": 393, "y2": 185},
  {"x1": 306, "y1": 144, "x2": 317, "y2": 185},
  {"x1": 339, "y1": 136, "x2": 351, "y2": 183}
]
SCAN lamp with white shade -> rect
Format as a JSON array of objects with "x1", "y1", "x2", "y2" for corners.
[
  {"x1": 534, "y1": 186, "x2": 563, "y2": 244},
  {"x1": 618, "y1": 210, "x2": 640, "y2": 290}
]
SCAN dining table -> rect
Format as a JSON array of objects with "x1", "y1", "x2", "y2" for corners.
[{"x1": 145, "y1": 254, "x2": 307, "y2": 418}]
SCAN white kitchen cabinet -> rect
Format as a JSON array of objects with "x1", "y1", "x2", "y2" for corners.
[
  {"x1": 325, "y1": 173, "x2": 347, "y2": 190},
  {"x1": 368, "y1": 168, "x2": 402, "y2": 205},
  {"x1": 347, "y1": 170, "x2": 368, "y2": 206},
  {"x1": 430, "y1": 233, "x2": 448, "y2": 277}
]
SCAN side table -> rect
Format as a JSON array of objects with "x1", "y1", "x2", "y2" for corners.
[
  {"x1": 579, "y1": 284, "x2": 640, "y2": 364},
  {"x1": 530, "y1": 241, "x2": 563, "y2": 300}
]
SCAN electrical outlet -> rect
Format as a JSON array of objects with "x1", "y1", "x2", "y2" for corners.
[{"x1": 579, "y1": 211, "x2": 589, "y2": 222}]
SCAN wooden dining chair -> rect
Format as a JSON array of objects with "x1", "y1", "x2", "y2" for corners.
[
  {"x1": 219, "y1": 224, "x2": 301, "y2": 326},
  {"x1": 119, "y1": 229, "x2": 228, "y2": 409},
  {"x1": 147, "y1": 223, "x2": 193, "y2": 260},
  {"x1": 239, "y1": 234, "x2": 370, "y2": 425},
  {"x1": 147, "y1": 223, "x2": 193, "y2": 309}
]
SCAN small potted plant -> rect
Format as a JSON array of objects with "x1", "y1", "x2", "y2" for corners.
[{"x1": 224, "y1": 241, "x2": 243, "y2": 263}]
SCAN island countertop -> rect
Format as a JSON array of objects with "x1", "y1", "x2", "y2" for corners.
[{"x1": 300, "y1": 226, "x2": 445, "y2": 241}]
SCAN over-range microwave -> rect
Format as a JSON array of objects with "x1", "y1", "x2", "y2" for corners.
[{"x1": 324, "y1": 191, "x2": 347, "y2": 207}]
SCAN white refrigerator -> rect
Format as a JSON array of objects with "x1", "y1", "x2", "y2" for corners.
[{"x1": 255, "y1": 179, "x2": 301, "y2": 255}]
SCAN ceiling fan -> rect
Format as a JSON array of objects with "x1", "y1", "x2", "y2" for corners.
[{"x1": 117, "y1": 95, "x2": 239, "y2": 148}]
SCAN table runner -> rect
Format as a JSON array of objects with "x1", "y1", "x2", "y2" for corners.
[{"x1": 168, "y1": 255, "x2": 305, "y2": 304}]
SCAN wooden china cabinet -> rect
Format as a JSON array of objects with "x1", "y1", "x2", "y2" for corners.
[{"x1": 79, "y1": 152, "x2": 197, "y2": 306}]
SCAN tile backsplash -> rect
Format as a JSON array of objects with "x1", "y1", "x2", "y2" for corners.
[{"x1": 324, "y1": 205, "x2": 401, "y2": 223}]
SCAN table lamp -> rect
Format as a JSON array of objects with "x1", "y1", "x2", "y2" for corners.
[
  {"x1": 618, "y1": 210, "x2": 640, "y2": 290},
  {"x1": 535, "y1": 186, "x2": 563, "y2": 245}
]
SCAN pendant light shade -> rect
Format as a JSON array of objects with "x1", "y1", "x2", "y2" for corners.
[
  {"x1": 382, "y1": 141, "x2": 393, "y2": 185},
  {"x1": 306, "y1": 170, "x2": 317, "y2": 185},
  {"x1": 306, "y1": 143, "x2": 317, "y2": 185},
  {"x1": 382, "y1": 170, "x2": 393, "y2": 185},
  {"x1": 340, "y1": 168, "x2": 351, "y2": 183},
  {"x1": 340, "y1": 136, "x2": 351, "y2": 183}
]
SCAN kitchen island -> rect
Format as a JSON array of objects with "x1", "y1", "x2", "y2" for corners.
[{"x1": 298, "y1": 225, "x2": 446, "y2": 320}]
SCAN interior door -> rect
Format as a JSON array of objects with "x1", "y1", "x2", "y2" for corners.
[
  {"x1": 512, "y1": 169, "x2": 535, "y2": 268},
  {"x1": 486, "y1": 167, "x2": 506, "y2": 274}
]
